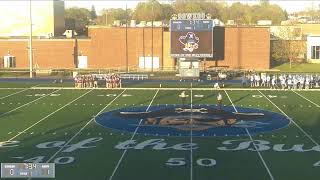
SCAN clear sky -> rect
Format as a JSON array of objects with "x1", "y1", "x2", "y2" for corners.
[{"x1": 64, "y1": 0, "x2": 320, "y2": 14}]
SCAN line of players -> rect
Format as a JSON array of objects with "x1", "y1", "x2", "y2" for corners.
[
  {"x1": 74, "y1": 74, "x2": 122, "y2": 88},
  {"x1": 245, "y1": 73, "x2": 320, "y2": 89}
]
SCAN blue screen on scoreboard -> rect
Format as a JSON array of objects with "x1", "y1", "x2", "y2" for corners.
[{"x1": 170, "y1": 20, "x2": 213, "y2": 32}]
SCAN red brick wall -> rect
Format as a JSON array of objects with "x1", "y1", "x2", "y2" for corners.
[
  {"x1": 88, "y1": 27, "x2": 163, "y2": 69},
  {"x1": 204, "y1": 27, "x2": 270, "y2": 69},
  {"x1": 0, "y1": 39, "x2": 90, "y2": 69},
  {"x1": 0, "y1": 26, "x2": 269, "y2": 70}
]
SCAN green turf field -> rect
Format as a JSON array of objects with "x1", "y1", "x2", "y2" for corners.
[{"x1": 0, "y1": 85, "x2": 319, "y2": 180}]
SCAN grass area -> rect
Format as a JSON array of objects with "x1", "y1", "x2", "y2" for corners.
[
  {"x1": 271, "y1": 62, "x2": 320, "y2": 72},
  {"x1": 0, "y1": 85, "x2": 319, "y2": 179}
]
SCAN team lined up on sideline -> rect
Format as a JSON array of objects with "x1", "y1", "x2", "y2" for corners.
[
  {"x1": 73, "y1": 72, "x2": 320, "y2": 90},
  {"x1": 74, "y1": 74, "x2": 122, "y2": 88},
  {"x1": 244, "y1": 73, "x2": 320, "y2": 89}
]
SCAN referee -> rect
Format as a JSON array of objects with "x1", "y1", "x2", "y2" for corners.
[{"x1": 217, "y1": 92, "x2": 223, "y2": 110}]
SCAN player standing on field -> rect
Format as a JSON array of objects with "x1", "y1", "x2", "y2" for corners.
[
  {"x1": 179, "y1": 91, "x2": 187, "y2": 108},
  {"x1": 217, "y1": 92, "x2": 223, "y2": 110}
]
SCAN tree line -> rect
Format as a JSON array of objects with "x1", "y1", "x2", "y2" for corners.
[
  {"x1": 65, "y1": 0, "x2": 289, "y2": 33},
  {"x1": 64, "y1": 0, "x2": 317, "y2": 66},
  {"x1": 98, "y1": 0, "x2": 288, "y2": 25}
]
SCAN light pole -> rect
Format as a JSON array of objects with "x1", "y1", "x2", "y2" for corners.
[
  {"x1": 125, "y1": 2, "x2": 129, "y2": 73},
  {"x1": 29, "y1": 0, "x2": 33, "y2": 78},
  {"x1": 151, "y1": 1, "x2": 154, "y2": 72}
]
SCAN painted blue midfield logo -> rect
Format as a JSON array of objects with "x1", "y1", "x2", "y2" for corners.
[{"x1": 95, "y1": 105, "x2": 290, "y2": 137}]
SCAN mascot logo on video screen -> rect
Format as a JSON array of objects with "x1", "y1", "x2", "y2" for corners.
[
  {"x1": 179, "y1": 32, "x2": 199, "y2": 53},
  {"x1": 95, "y1": 105, "x2": 290, "y2": 137}
]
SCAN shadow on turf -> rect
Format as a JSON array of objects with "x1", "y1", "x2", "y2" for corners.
[
  {"x1": 193, "y1": 92, "x2": 217, "y2": 104},
  {"x1": 228, "y1": 93, "x2": 250, "y2": 106},
  {"x1": 0, "y1": 110, "x2": 22, "y2": 119}
]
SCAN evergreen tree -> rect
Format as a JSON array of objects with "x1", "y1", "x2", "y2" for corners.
[{"x1": 90, "y1": 5, "x2": 97, "y2": 20}]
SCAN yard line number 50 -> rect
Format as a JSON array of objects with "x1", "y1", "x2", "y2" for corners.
[{"x1": 166, "y1": 158, "x2": 216, "y2": 167}]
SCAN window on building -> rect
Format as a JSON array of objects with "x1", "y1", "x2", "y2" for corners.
[{"x1": 311, "y1": 46, "x2": 320, "y2": 59}]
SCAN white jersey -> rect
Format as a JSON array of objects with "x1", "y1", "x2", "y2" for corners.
[
  {"x1": 180, "y1": 92, "x2": 186, "y2": 98},
  {"x1": 214, "y1": 83, "x2": 220, "y2": 89},
  {"x1": 250, "y1": 76, "x2": 254, "y2": 82}
]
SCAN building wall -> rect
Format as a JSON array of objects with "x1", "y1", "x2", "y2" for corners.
[
  {"x1": 270, "y1": 24, "x2": 320, "y2": 40},
  {"x1": 299, "y1": 24, "x2": 320, "y2": 35},
  {"x1": 0, "y1": 26, "x2": 270, "y2": 70},
  {"x1": 0, "y1": 0, "x2": 65, "y2": 38},
  {"x1": 204, "y1": 27, "x2": 270, "y2": 69},
  {"x1": 307, "y1": 36, "x2": 320, "y2": 63},
  {"x1": 88, "y1": 27, "x2": 163, "y2": 69},
  {"x1": 0, "y1": 39, "x2": 90, "y2": 69},
  {"x1": 163, "y1": 32, "x2": 175, "y2": 69}
]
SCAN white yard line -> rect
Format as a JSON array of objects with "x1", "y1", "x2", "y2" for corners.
[
  {"x1": 224, "y1": 90, "x2": 237, "y2": 112},
  {"x1": 291, "y1": 90, "x2": 320, "y2": 108},
  {"x1": 27, "y1": 86, "x2": 320, "y2": 91},
  {"x1": 31, "y1": 84, "x2": 41, "y2": 88},
  {"x1": 190, "y1": 84, "x2": 193, "y2": 180},
  {"x1": 45, "y1": 89, "x2": 127, "y2": 164},
  {"x1": 258, "y1": 90, "x2": 320, "y2": 147},
  {"x1": 108, "y1": 89, "x2": 159, "y2": 180},
  {"x1": 224, "y1": 90, "x2": 275, "y2": 180},
  {"x1": 4, "y1": 89, "x2": 93, "y2": 142},
  {"x1": 0, "y1": 88, "x2": 29, "y2": 100},
  {"x1": 0, "y1": 89, "x2": 61, "y2": 118}
]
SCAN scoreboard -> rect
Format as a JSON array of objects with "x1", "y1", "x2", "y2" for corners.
[
  {"x1": 1, "y1": 163, "x2": 55, "y2": 178},
  {"x1": 170, "y1": 20, "x2": 213, "y2": 32},
  {"x1": 170, "y1": 19, "x2": 213, "y2": 58}
]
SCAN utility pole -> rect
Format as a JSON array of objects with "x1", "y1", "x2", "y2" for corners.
[
  {"x1": 125, "y1": 3, "x2": 129, "y2": 73},
  {"x1": 29, "y1": 0, "x2": 33, "y2": 78},
  {"x1": 151, "y1": 1, "x2": 154, "y2": 72}
]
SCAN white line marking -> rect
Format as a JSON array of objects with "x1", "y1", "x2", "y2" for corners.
[
  {"x1": 45, "y1": 89, "x2": 127, "y2": 164},
  {"x1": 0, "y1": 89, "x2": 61, "y2": 118},
  {"x1": 108, "y1": 89, "x2": 160, "y2": 180},
  {"x1": 0, "y1": 86, "x2": 316, "y2": 91},
  {"x1": 31, "y1": 84, "x2": 41, "y2": 88},
  {"x1": 224, "y1": 90, "x2": 275, "y2": 180},
  {"x1": 0, "y1": 88, "x2": 29, "y2": 100},
  {"x1": 258, "y1": 90, "x2": 320, "y2": 147},
  {"x1": 291, "y1": 90, "x2": 320, "y2": 108},
  {"x1": 4, "y1": 89, "x2": 93, "y2": 143}
]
